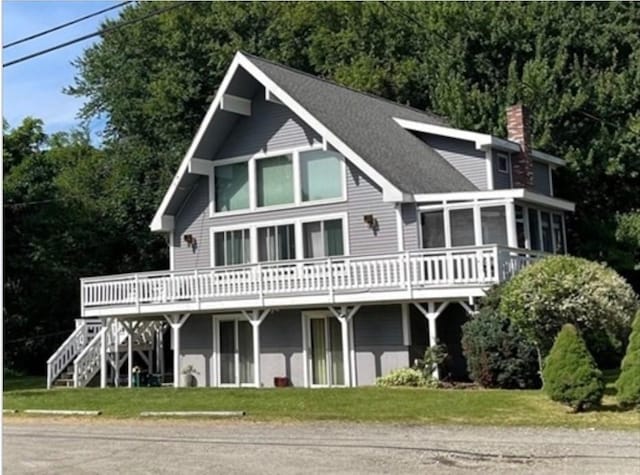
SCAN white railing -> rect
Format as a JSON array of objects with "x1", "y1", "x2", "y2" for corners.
[
  {"x1": 81, "y1": 245, "x2": 546, "y2": 314},
  {"x1": 46, "y1": 319, "x2": 102, "y2": 389},
  {"x1": 73, "y1": 326, "x2": 110, "y2": 388}
]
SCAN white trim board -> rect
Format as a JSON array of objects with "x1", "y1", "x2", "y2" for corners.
[
  {"x1": 413, "y1": 189, "x2": 575, "y2": 212},
  {"x1": 394, "y1": 118, "x2": 566, "y2": 167}
]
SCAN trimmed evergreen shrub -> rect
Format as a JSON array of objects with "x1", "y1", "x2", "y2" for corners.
[
  {"x1": 616, "y1": 310, "x2": 640, "y2": 408},
  {"x1": 375, "y1": 368, "x2": 434, "y2": 387},
  {"x1": 461, "y1": 308, "x2": 540, "y2": 389},
  {"x1": 499, "y1": 256, "x2": 638, "y2": 366},
  {"x1": 543, "y1": 324, "x2": 605, "y2": 412}
]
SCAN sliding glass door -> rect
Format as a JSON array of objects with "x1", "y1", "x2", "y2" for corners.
[
  {"x1": 308, "y1": 316, "x2": 344, "y2": 386},
  {"x1": 218, "y1": 319, "x2": 254, "y2": 386}
]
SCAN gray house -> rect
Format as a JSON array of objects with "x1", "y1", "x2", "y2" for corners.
[{"x1": 48, "y1": 52, "x2": 574, "y2": 389}]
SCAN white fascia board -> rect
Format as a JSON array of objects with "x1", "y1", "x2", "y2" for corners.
[
  {"x1": 414, "y1": 189, "x2": 524, "y2": 203},
  {"x1": 521, "y1": 190, "x2": 575, "y2": 212},
  {"x1": 531, "y1": 150, "x2": 566, "y2": 167},
  {"x1": 188, "y1": 157, "x2": 212, "y2": 176},
  {"x1": 393, "y1": 118, "x2": 520, "y2": 152},
  {"x1": 237, "y1": 54, "x2": 404, "y2": 202},
  {"x1": 220, "y1": 94, "x2": 251, "y2": 116},
  {"x1": 150, "y1": 53, "x2": 246, "y2": 232},
  {"x1": 413, "y1": 188, "x2": 575, "y2": 211}
]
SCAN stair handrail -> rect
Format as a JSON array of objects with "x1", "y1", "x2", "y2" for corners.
[
  {"x1": 73, "y1": 326, "x2": 107, "y2": 388},
  {"x1": 46, "y1": 324, "x2": 88, "y2": 389}
]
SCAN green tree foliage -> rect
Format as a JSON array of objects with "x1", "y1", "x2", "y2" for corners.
[
  {"x1": 616, "y1": 311, "x2": 640, "y2": 407},
  {"x1": 3, "y1": 119, "x2": 166, "y2": 373},
  {"x1": 461, "y1": 308, "x2": 540, "y2": 389},
  {"x1": 499, "y1": 256, "x2": 638, "y2": 366},
  {"x1": 542, "y1": 324, "x2": 604, "y2": 412}
]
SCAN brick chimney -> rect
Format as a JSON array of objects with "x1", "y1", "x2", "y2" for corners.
[{"x1": 506, "y1": 104, "x2": 533, "y2": 189}]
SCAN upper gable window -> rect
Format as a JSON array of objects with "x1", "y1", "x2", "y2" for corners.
[
  {"x1": 257, "y1": 155, "x2": 294, "y2": 207},
  {"x1": 300, "y1": 150, "x2": 343, "y2": 201},
  {"x1": 497, "y1": 152, "x2": 510, "y2": 173},
  {"x1": 214, "y1": 162, "x2": 249, "y2": 212}
]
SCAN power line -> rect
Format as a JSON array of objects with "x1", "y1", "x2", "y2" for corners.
[
  {"x1": 3, "y1": 1, "x2": 132, "y2": 49},
  {"x1": 3, "y1": 2, "x2": 189, "y2": 68}
]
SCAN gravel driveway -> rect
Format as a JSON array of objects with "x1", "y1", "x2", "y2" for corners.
[{"x1": 3, "y1": 418, "x2": 639, "y2": 474}]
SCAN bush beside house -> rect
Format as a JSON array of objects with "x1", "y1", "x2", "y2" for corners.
[
  {"x1": 499, "y1": 256, "x2": 638, "y2": 367},
  {"x1": 616, "y1": 311, "x2": 640, "y2": 408},
  {"x1": 543, "y1": 324, "x2": 605, "y2": 412},
  {"x1": 461, "y1": 308, "x2": 540, "y2": 389}
]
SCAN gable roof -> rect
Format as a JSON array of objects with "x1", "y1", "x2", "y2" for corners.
[
  {"x1": 244, "y1": 53, "x2": 477, "y2": 195},
  {"x1": 151, "y1": 52, "x2": 477, "y2": 231}
]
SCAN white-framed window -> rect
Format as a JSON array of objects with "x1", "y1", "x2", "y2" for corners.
[
  {"x1": 210, "y1": 212, "x2": 349, "y2": 267},
  {"x1": 257, "y1": 224, "x2": 296, "y2": 262},
  {"x1": 212, "y1": 228, "x2": 250, "y2": 266},
  {"x1": 256, "y1": 154, "x2": 294, "y2": 207},
  {"x1": 497, "y1": 152, "x2": 510, "y2": 173},
  {"x1": 300, "y1": 150, "x2": 343, "y2": 202},
  {"x1": 303, "y1": 219, "x2": 345, "y2": 258},
  {"x1": 209, "y1": 146, "x2": 346, "y2": 217},
  {"x1": 214, "y1": 161, "x2": 249, "y2": 212}
]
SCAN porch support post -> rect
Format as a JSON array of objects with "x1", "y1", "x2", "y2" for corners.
[
  {"x1": 100, "y1": 318, "x2": 109, "y2": 388},
  {"x1": 329, "y1": 305, "x2": 361, "y2": 387},
  {"x1": 113, "y1": 318, "x2": 119, "y2": 387},
  {"x1": 242, "y1": 309, "x2": 271, "y2": 388},
  {"x1": 120, "y1": 320, "x2": 140, "y2": 388},
  {"x1": 163, "y1": 314, "x2": 191, "y2": 388},
  {"x1": 505, "y1": 199, "x2": 517, "y2": 248},
  {"x1": 412, "y1": 301, "x2": 450, "y2": 380}
]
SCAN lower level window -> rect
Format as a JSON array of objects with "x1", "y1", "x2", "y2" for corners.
[
  {"x1": 303, "y1": 219, "x2": 344, "y2": 258},
  {"x1": 214, "y1": 229, "x2": 250, "y2": 266}
]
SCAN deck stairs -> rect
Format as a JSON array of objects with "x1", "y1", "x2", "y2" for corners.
[{"x1": 47, "y1": 318, "x2": 161, "y2": 388}]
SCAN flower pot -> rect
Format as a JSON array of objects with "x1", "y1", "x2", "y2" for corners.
[
  {"x1": 181, "y1": 374, "x2": 195, "y2": 387},
  {"x1": 274, "y1": 377, "x2": 289, "y2": 388}
]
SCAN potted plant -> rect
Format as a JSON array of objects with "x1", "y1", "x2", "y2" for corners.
[{"x1": 181, "y1": 365, "x2": 198, "y2": 387}]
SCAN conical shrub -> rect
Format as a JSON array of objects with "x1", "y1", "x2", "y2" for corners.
[
  {"x1": 616, "y1": 311, "x2": 640, "y2": 408},
  {"x1": 542, "y1": 324, "x2": 604, "y2": 412}
]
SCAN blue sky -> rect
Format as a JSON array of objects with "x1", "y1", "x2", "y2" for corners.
[{"x1": 3, "y1": 1, "x2": 129, "y2": 141}]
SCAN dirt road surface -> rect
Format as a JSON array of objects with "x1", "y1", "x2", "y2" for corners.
[{"x1": 3, "y1": 418, "x2": 639, "y2": 474}]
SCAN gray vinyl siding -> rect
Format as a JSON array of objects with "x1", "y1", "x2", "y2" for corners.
[
  {"x1": 416, "y1": 133, "x2": 488, "y2": 190},
  {"x1": 401, "y1": 203, "x2": 419, "y2": 251},
  {"x1": 346, "y1": 165, "x2": 398, "y2": 257},
  {"x1": 173, "y1": 177, "x2": 211, "y2": 271},
  {"x1": 180, "y1": 316, "x2": 213, "y2": 387},
  {"x1": 260, "y1": 309, "x2": 304, "y2": 387},
  {"x1": 354, "y1": 305, "x2": 408, "y2": 385},
  {"x1": 533, "y1": 161, "x2": 551, "y2": 195},
  {"x1": 172, "y1": 163, "x2": 399, "y2": 270},
  {"x1": 493, "y1": 150, "x2": 512, "y2": 189},
  {"x1": 216, "y1": 95, "x2": 321, "y2": 159}
]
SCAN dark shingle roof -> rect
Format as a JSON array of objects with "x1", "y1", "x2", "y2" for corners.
[{"x1": 245, "y1": 53, "x2": 477, "y2": 194}]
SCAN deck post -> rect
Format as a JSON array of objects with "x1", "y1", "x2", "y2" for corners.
[
  {"x1": 412, "y1": 301, "x2": 450, "y2": 380},
  {"x1": 329, "y1": 305, "x2": 361, "y2": 387},
  {"x1": 100, "y1": 318, "x2": 108, "y2": 388},
  {"x1": 114, "y1": 318, "x2": 119, "y2": 387},
  {"x1": 164, "y1": 314, "x2": 190, "y2": 388},
  {"x1": 242, "y1": 310, "x2": 271, "y2": 388}
]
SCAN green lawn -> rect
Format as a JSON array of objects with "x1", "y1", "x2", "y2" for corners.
[{"x1": 3, "y1": 376, "x2": 638, "y2": 429}]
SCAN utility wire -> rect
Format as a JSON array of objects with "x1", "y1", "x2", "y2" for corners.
[
  {"x1": 3, "y1": 2, "x2": 189, "y2": 68},
  {"x1": 3, "y1": 1, "x2": 132, "y2": 49}
]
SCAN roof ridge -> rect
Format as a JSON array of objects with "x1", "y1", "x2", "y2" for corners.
[{"x1": 240, "y1": 51, "x2": 447, "y2": 125}]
